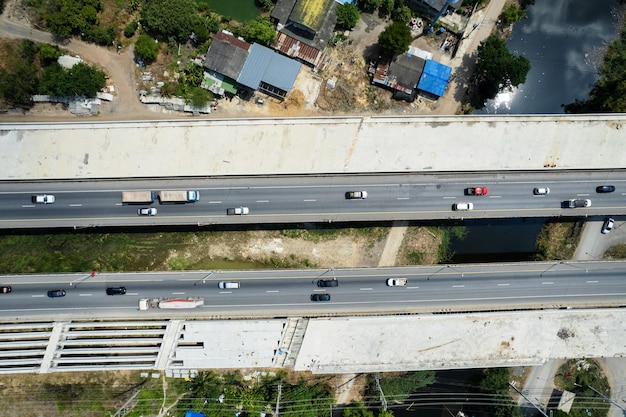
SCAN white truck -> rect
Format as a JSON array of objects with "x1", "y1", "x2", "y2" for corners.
[
  {"x1": 157, "y1": 190, "x2": 200, "y2": 203},
  {"x1": 122, "y1": 191, "x2": 156, "y2": 204},
  {"x1": 139, "y1": 297, "x2": 204, "y2": 310}
]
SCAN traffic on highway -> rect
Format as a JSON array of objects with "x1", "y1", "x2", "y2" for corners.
[
  {"x1": 0, "y1": 171, "x2": 625, "y2": 229},
  {"x1": 1, "y1": 261, "x2": 625, "y2": 320}
]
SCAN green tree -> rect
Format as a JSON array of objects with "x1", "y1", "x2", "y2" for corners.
[
  {"x1": 124, "y1": 21, "x2": 138, "y2": 38},
  {"x1": 474, "y1": 34, "x2": 530, "y2": 106},
  {"x1": 40, "y1": 62, "x2": 71, "y2": 96},
  {"x1": 391, "y1": 5, "x2": 412, "y2": 23},
  {"x1": 140, "y1": 0, "x2": 198, "y2": 42},
  {"x1": 480, "y1": 367, "x2": 511, "y2": 392},
  {"x1": 501, "y1": 5, "x2": 526, "y2": 25},
  {"x1": 379, "y1": 0, "x2": 394, "y2": 17},
  {"x1": 193, "y1": 23, "x2": 209, "y2": 44},
  {"x1": 239, "y1": 16, "x2": 276, "y2": 46},
  {"x1": 356, "y1": 0, "x2": 382, "y2": 13},
  {"x1": 188, "y1": 86, "x2": 209, "y2": 108},
  {"x1": 336, "y1": 3, "x2": 360, "y2": 29},
  {"x1": 344, "y1": 402, "x2": 375, "y2": 417},
  {"x1": 39, "y1": 44, "x2": 63, "y2": 65},
  {"x1": 0, "y1": 40, "x2": 39, "y2": 106},
  {"x1": 259, "y1": 0, "x2": 274, "y2": 11},
  {"x1": 204, "y1": 14, "x2": 220, "y2": 33},
  {"x1": 40, "y1": 62, "x2": 105, "y2": 97},
  {"x1": 378, "y1": 21, "x2": 412, "y2": 56},
  {"x1": 135, "y1": 34, "x2": 160, "y2": 63}
]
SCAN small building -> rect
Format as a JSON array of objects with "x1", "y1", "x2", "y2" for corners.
[
  {"x1": 271, "y1": 0, "x2": 338, "y2": 67},
  {"x1": 548, "y1": 389, "x2": 576, "y2": 414},
  {"x1": 371, "y1": 46, "x2": 451, "y2": 102},
  {"x1": 204, "y1": 30, "x2": 302, "y2": 100}
]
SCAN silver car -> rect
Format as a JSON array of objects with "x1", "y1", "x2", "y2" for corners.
[
  {"x1": 601, "y1": 218, "x2": 614, "y2": 234},
  {"x1": 533, "y1": 187, "x2": 550, "y2": 195}
]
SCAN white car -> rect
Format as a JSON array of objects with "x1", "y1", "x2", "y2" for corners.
[
  {"x1": 533, "y1": 187, "x2": 550, "y2": 195},
  {"x1": 218, "y1": 281, "x2": 240, "y2": 289},
  {"x1": 137, "y1": 207, "x2": 157, "y2": 216},
  {"x1": 452, "y1": 202, "x2": 473, "y2": 211},
  {"x1": 345, "y1": 191, "x2": 368, "y2": 199},
  {"x1": 386, "y1": 278, "x2": 408, "y2": 286},
  {"x1": 601, "y1": 218, "x2": 614, "y2": 234},
  {"x1": 227, "y1": 207, "x2": 249, "y2": 215},
  {"x1": 32, "y1": 194, "x2": 56, "y2": 204}
]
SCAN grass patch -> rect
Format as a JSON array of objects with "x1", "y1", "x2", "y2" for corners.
[
  {"x1": 280, "y1": 223, "x2": 389, "y2": 243},
  {"x1": 554, "y1": 359, "x2": 610, "y2": 417},
  {"x1": 603, "y1": 243, "x2": 626, "y2": 259},
  {"x1": 535, "y1": 220, "x2": 583, "y2": 260}
]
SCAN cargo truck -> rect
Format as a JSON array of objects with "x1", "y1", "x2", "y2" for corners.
[
  {"x1": 122, "y1": 191, "x2": 156, "y2": 204},
  {"x1": 139, "y1": 297, "x2": 204, "y2": 310},
  {"x1": 157, "y1": 190, "x2": 200, "y2": 203}
]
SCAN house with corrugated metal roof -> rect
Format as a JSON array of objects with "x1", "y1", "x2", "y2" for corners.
[
  {"x1": 370, "y1": 47, "x2": 451, "y2": 102},
  {"x1": 203, "y1": 30, "x2": 302, "y2": 100},
  {"x1": 271, "y1": 0, "x2": 338, "y2": 68}
]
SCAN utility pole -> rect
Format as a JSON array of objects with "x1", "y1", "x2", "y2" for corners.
[
  {"x1": 275, "y1": 383, "x2": 282, "y2": 417},
  {"x1": 374, "y1": 375, "x2": 387, "y2": 411}
]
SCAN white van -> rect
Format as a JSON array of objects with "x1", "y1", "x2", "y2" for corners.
[{"x1": 218, "y1": 281, "x2": 240, "y2": 289}]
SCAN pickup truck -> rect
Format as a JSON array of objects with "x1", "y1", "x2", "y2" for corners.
[
  {"x1": 386, "y1": 278, "x2": 408, "y2": 286},
  {"x1": 227, "y1": 207, "x2": 249, "y2": 215},
  {"x1": 465, "y1": 187, "x2": 488, "y2": 196}
]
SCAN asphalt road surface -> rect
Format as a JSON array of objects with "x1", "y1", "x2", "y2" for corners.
[
  {"x1": 1, "y1": 171, "x2": 625, "y2": 229},
  {"x1": 1, "y1": 261, "x2": 626, "y2": 320}
]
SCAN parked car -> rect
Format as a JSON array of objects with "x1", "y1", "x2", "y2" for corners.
[
  {"x1": 218, "y1": 281, "x2": 240, "y2": 289},
  {"x1": 32, "y1": 194, "x2": 55, "y2": 204},
  {"x1": 345, "y1": 191, "x2": 368, "y2": 199},
  {"x1": 386, "y1": 278, "x2": 408, "y2": 286},
  {"x1": 310, "y1": 293, "x2": 331, "y2": 302},
  {"x1": 533, "y1": 187, "x2": 550, "y2": 195},
  {"x1": 452, "y1": 202, "x2": 473, "y2": 211},
  {"x1": 465, "y1": 187, "x2": 488, "y2": 196},
  {"x1": 601, "y1": 218, "x2": 615, "y2": 234},
  {"x1": 47, "y1": 289, "x2": 66, "y2": 298},
  {"x1": 137, "y1": 207, "x2": 157, "y2": 216},
  {"x1": 106, "y1": 286, "x2": 127, "y2": 295},
  {"x1": 0, "y1": 286, "x2": 12, "y2": 294},
  {"x1": 226, "y1": 207, "x2": 249, "y2": 215},
  {"x1": 316, "y1": 279, "x2": 338, "y2": 287},
  {"x1": 565, "y1": 199, "x2": 591, "y2": 208},
  {"x1": 596, "y1": 185, "x2": 616, "y2": 193}
]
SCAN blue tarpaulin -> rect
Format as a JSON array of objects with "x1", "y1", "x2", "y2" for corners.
[
  {"x1": 185, "y1": 411, "x2": 206, "y2": 417},
  {"x1": 417, "y1": 60, "x2": 452, "y2": 97}
]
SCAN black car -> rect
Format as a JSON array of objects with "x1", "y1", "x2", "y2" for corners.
[
  {"x1": 596, "y1": 185, "x2": 616, "y2": 193},
  {"x1": 106, "y1": 286, "x2": 127, "y2": 295},
  {"x1": 310, "y1": 293, "x2": 331, "y2": 302},
  {"x1": 0, "y1": 286, "x2": 12, "y2": 294},
  {"x1": 47, "y1": 289, "x2": 66, "y2": 298},
  {"x1": 316, "y1": 279, "x2": 339, "y2": 287}
]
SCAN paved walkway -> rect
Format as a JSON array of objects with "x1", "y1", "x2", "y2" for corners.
[{"x1": 378, "y1": 221, "x2": 409, "y2": 267}]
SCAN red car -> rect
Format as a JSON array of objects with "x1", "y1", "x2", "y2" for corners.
[{"x1": 465, "y1": 187, "x2": 488, "y2": 196}]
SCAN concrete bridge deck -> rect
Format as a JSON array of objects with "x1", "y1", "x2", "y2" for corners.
[{"x1": 1, "y1": 114, "x2": 625, "y2": 180}]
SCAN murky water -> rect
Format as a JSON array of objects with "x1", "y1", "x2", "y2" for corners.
[{"x1": 478, "y1": 0, "x2": 621, "y2": 114}]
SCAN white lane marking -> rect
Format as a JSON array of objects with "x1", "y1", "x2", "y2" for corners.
[
  {"x1": 397, "y1": 197, "x2": 410, "y2": 200},
  {"x1": 266, "y1": 290, "x2": 279, "y2": 293},
  {"x1": 489, "y1": 195, "x2": 501, "y2": 198},
  {"x1": 116, "y1": 203, "x2": 122, "y2": 206},
  {"x1": 313, "y1": 289, "x2": 326, "y2": 292},
  {"x1": 360, "y1": 288, "x2": 373, "y2": 291},
  {"x1": 31, "y1": 295, "x2": 45, "y2": 298},
  {"x1": 126, "y1": 292, "x2": 139, "y2": 296},
  {"x1": 69, "y1": 204, "x2": 82, "y2": 207},
  {"x1": 172, "y1": 292, "x2": 186, "y2": 295},
  {"x1": 79, "y1": 293, "x2": 92, "y2": 296},
  {"x1": 443, "y1": 196, "x2": 456, "y2": 199},
  {"x1": 22, "y1": 205, "x2": 35, "y2": 208},
  {"x1": 542, "y1": 282, "x2": 554, "y2": 285},
  {"x1": 303, "y1": 199, "x2": 317, "y2": 202},
  {"x1": 407, "y1": 286, "x2": 420, "y2": 289},
  {"x1": 497, "y1": 283, "x2": 510, "y2": 286},
  {"x1": 586, "y1": 280, "x2": 599, "y2": 283},
  {"x1": 577, "y1": 193, "x2": 590, "y2": 196},
  {"x1": 452, "y1": 285, "x2": 465, "y2": 288},
  {"x1": 208, "y1": 201, "x2": 222, "y2": 204},
  {"x1": 219, "y1": 291, "x2": 232, "y2": 294},
  {"x1": 256, "y1": 200, "x2": 269, "y2": 203}
]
